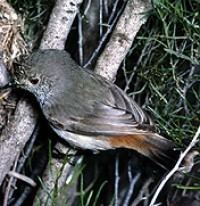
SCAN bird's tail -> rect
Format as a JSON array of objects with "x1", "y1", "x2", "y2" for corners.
[{"x1": 108, "y1": 133, "x2": 178, "y2": 169}]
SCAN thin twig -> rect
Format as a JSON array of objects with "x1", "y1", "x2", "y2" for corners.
[
  {"x1": 108, "y1": 0, "x2": 121, "y2": 25},
  {"x1": 83, "y1": 0, "x2": 92, "y2": 16},
  {"x1": 8, "y1": 171, "x2": 36, "y2": 187},
  {"x1": 99, "y1": 0, "x2": 103, "y2": 37},
  {"x1": 149, "y1": 126, "x2": 200, "y2": 206},
  {"x1": 78, "y1": 12, "x2": 84, "y2": 66},
  {"x1": 17, "y1": 124, "x2": 40, "y2": 173},
  {"x1": 104, "y1": 0, "x2": 109, "y2": 16},
  {"x1": 114, "y1": 154, "x2": 120, "y2": 206},
  {"x1": 124, "y1": 40, "x2": 151, "y2": 93},
  {"x1": 83, "y1": 2, "x2": 125, "y2": 69},
  {"x1": 3, "y1": 154, "x2": 19, "y2": 206},
  {"x1": 131, "y1": 177, "x2": 153, "y2": 206},
  {"x1": 5, "y1": 124, "x2": 40, "y2": 201},
  {"x1": 123, "y1": 172, "x2": 141, "y2": 206},
  {"x1": 14, "y1": 186, "x2": 35, "y2": 206}
]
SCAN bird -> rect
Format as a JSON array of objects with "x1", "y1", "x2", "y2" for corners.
[{"x1": 14, "y1": 49, "x2": 176, "y2": 168}]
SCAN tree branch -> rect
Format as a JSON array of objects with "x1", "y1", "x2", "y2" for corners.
[
  {"x1": 95, "y1": 0, "x2": 152, "y2": 81},
  {"x1": 149, "y1": 126, "x2": 200, "y2": 206},
  {"x1": 0, "y1": 98, "x2": 38, "y2": 185},
  {"x1": 0, "y1": 1, "x2": 35, "y2": 187},
  {"x1": 40, "y1": 0, "x2": 83, "y2": 50}
]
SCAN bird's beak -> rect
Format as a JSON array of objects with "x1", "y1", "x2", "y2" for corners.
[
  {"x1": 11, "y1": 77, "x2": 22, "y2": 88},
  {"x1": 10, "y1": 78, "x2": 18, "y2": 87}
]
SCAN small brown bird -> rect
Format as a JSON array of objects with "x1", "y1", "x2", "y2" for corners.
[{"x1": 14, "y1": 49, "x2": 175, "y2": 167}]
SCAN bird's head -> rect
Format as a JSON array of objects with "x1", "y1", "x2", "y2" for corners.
[
  {"x1": 14, "y1": 49, "x2": 70, "y2": 104},
  {"x1": 14, "y1": 49, "x2": 77, "y2": 105}
]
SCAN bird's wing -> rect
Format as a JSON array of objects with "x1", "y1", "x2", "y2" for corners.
[
  {"x1": 42, "y1": 81, "x2": 155, "y2": 136},
  {"x1": 42, "y1": 70, "x2": 175, "y2": 168}
]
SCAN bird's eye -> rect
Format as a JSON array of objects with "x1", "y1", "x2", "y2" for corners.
[{"x1": 29, "y1": 78, "x2": 39, "y2": 85}]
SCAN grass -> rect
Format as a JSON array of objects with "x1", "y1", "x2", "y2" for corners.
[
  {"x1": 8, "y1": 0, "x2": 54, "y2": 42},
  {"x1": 123, "y1": 0, "x2": 200, "y2": 145}
]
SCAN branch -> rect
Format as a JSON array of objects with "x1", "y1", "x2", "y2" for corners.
[
  {"x1": 0, "y1": 59, "x2": 10, "y2": 88},
  {"x1": 0, "y1": 1, "x2": 36, "y2": 188},
  {"x1": 94, "y1": 0, "x2": 152, "y2": 81},
  {"x1": 149, "y1": 126, "x2": 200, "y2": 206},
  {"x1": 0, "y1": 98, "x2": 38, "y2": 185},
  {"x1": 40, "y1": 0, "x2": 83, "y2": 50}
]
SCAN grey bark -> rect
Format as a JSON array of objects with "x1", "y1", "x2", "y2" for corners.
[
  {"x1": 40, "y1": 0, "x2": 84, "y2": 50},
  {"x1": 0, "y1": 99, "x2": 38, "y2": 184},
  {"x1": 95, "y1": 0, "x2": 152, "y2": 82}
]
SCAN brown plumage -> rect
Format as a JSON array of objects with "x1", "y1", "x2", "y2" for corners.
[{"x1": 15, "y1": 49, "x2": 176, "y2": 168}]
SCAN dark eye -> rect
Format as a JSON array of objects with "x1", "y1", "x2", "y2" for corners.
[{"x1": 29, "y1": 78, "x2": 39, "y2": 85}]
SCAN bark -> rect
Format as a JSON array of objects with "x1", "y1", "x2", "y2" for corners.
[
  {"x1": 0, "y1": 98, "x2": 38, "y2": 185},
  {"x1": 40, "y1": 0, "x2": 84, "y2": 50},
  {"x1": 0, "y1": 0, "x2": 35, "y2": 187},
  {"x1": 95, "y1": 0, "x2": 152, "y2": 82}
]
